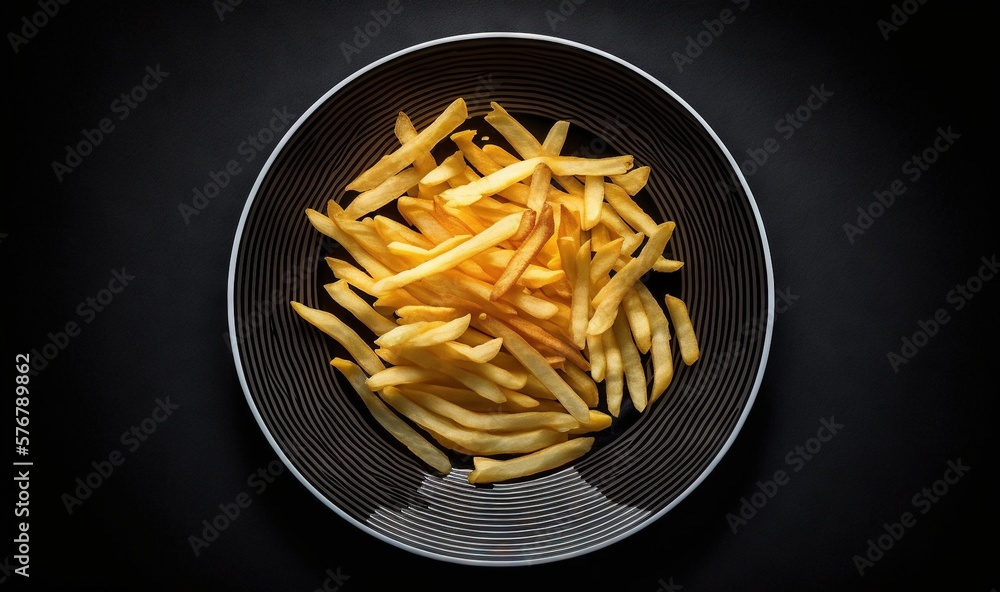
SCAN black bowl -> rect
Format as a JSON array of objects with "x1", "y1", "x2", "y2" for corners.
[{"x1": 228, "y1": 32, "x2": 774, "y2": 565}]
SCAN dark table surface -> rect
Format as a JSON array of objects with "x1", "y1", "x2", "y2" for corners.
[{"x1": 5, "y1": 1, "x2": 997, "y2": 590}]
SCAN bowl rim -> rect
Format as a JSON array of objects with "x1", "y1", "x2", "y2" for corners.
[{"x1": 227, "y1": 31, "x2": 775, "y2": 566}]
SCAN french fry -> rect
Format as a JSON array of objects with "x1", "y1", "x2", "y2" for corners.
[
  {"x1": 394, "y1": 111, "x2": 438, "y2": 176},
  {"x1": 583, "y1": 175, "x2": 604, "y2": 231},
  {"x1": 395, "y1": 305, "x2": 463, "y2": 323},
  {"x1": 527, "y1": 120, "x2": 570, "y2": 212},
  {"x1": 343, "y1": 168, "x2": 422, "y2": 220},
  {"x1": 610, "y1": 165, "x2": 650, "y2": 196},
  {"x1": 293, "y1": 99, "x2": 700, "y2": 483},
  {"x1": 490, "y1": 204, "x2": 554, "y2": 301},
  {"x1": 477, "y1": 314, "x2": 590, "y2": 423},
  {"x1": 397, "y1": 390, "x2": 579, "y2": 433},
  {"x1": 602, "y1": 327, "x2": 624, "y2": 417},
  {"x1": 368, "y1": 212, "x2": 523, "y2": 294},
  {"x1": 622, "y1": 288, "x2": 652, "y2": 354},
  {"x1": 331, "y1": 359, "x2": 451, "y2": 474},
  {"x1": 664, "y1": 294, "x2": 700, "y2": 365},
  {"x1": 366, "y1": 364, "x2": 444, "y2": 390},
  {"x1": 381, "y1": 387, "x2": 566, "y2": 455},
  {"x1": 570, "y1": 239, "x2": 592, "y2": 349},
  {"x1": 588, "y1": 221, "x2": 675, "y2": 335},
  {"x1": 568, "y1": 411, "x2": 613, "y2": 435},
  {"x1": 613, "y1": 312, "x2": 647, "y2": 413},
  {"x1": 603, "y1": 181, "x2": 658, "y2": 237},
  {"x1": 290, "y1": 301, "x2": 385, "y2": 376},
  {"x1": 324, "y1": 281, "x2": 396, "y2": 335},
  {"x1": 347, "y1": 98, "x2": 468, "y2": 192},
  {"x1": 635, "y1": 282, "x2": 673, "y2": 402},
  {"x1": 394, "y1": 347, "x2": 506, "y2": 403},
  {"x1": 420, "y1": 151, "x2": 466, "y2": 186},
  {"x1": 468, "y1": 437, "x2": 594, "y2": 484}
]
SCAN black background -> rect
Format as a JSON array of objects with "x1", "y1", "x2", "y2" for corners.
[{"x1": 4, "y1": 1, "x2": 998, "y2": 590}]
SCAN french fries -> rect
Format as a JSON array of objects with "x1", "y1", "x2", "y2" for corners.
[{"x1": 292, "y1": 99, "x2": 699, "y2": 484}]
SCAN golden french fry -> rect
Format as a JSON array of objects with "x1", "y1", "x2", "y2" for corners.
[
  {"x1": 635, "y1": 282, "x2": 674, "y2": 402},
  {"x1": 586, "y1": 332, "x2": 606, "y2": 383},
  {"x1": 306, "y1": 208, "x2": 393, "y2": 280},
  {"x1": 468, "y1": 437, "x2": 594, "y2": 484},
  {"x1": 583, "y1": 175, "x2": 604, "y2": 231},
  {"x1": 420, "y1": 151, "x2": 466, "y2": 186},
  {"x1": 326, "y1": 257, "x2": 378, "y2": 294},
  {"x1": 290, "y1": 301, "x2": 385, "y2": 376},
  {"x1": 381, "y1": 387, "x2": 565, "y2": 455},
  {"x1": 610, "y1": 165, "x2": 650, "y2": 196},
  {"x1": 568, "y1": 411, "x2": 613, "y2": 435},
  {"x1": 347, "y1": 98, "x2": 468, "y2": 192},
  {"x1": 343, "y1": 168, "x2": 422, "y2": 220},
  {"x1": 589, "y1": 238, "x2": 623, "y2": 286},
  {"x1": 477, "y1": 314, "x2": 590, "y2": 423},
  {"x1": 622, "y1": 288, "x2": 652, "y2": 354},
  {"x1": 527, "y1": 120, "x2": 570, "y2": 212},
  {"x1": 484, "y1": 102, "x2": 543, "y2": 159},
  {"x1": 440, "y1": 155, "x2": 632, "y2": 203},
  {"x1": 294, "y1": 99, "x2": 700, "y2": 483},
  {"x1": 560, "y1": 362, "x2": 599, "y2": 408},
  {"x1": 437, "y1": 338, "x2": 503, "y2": 364},
  {"x1": 324, "y1": 281, "x2": 397, "y2": 336},
  {"x1": 394, "y1": 111, "x2": 438, "y2": 176},
  {"x1": 331, "y1": 359, "x2": 451, "y2": 474},
  {"x1": 602, "y1": 327, "x2": 624, "y2": 417},
  {"x1": 387, "y1": 314, "x2": 470, "y2": 348},
  {"x1": 612, "y1": 312, "x2": 647, "y2": 413},
  {"x1": 368, "y1": 212, "x2": 523, "y2": 294},
  {"x1": 366, "y1": 364, "x2": 445, "y2": 390},
  {"x1": 588, "y1": 221, "x2": 675, "y2": 335},
  {"x1": 398, "y1": 390, "x2": 579, "y2": 433},
  {"x1": 664, "y1": 294, "x2": 700, "y2": 365},
  {"x1": 570, "y1": 239, "x2": 592, "y2": 349},
  {"x1": 395, "y1": 305, "x2": 463, "y2": 323},
  {"x1": 395, "y1": 347, "x2": 506, "y2": 403},
  {"x1": 490, "y1": 204, "x2": 554, "y2": 301},
  {"x1": 502, "y1": 315, "x2": 590, "y2": 372},
  {"x1": 603, "y1": 182, "x2": 658, "y2": 236}
]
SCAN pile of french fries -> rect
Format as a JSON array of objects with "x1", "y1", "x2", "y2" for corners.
[{"x1": 291, "y1": 98, "x2": 699, "y2": 484}]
